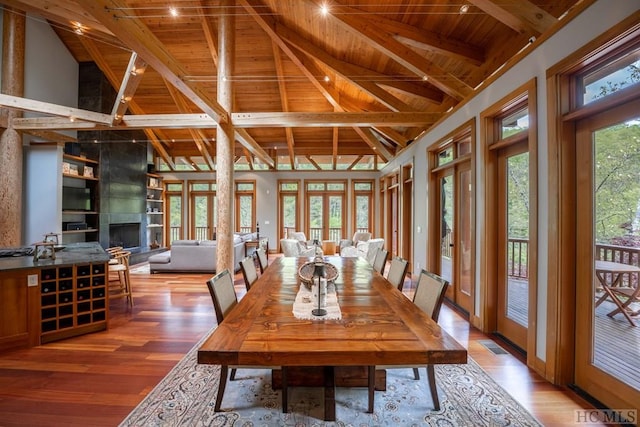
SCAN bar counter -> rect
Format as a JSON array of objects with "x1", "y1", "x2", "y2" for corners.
[
  {"x1": 0, "y1": 242, "x2": 110, "y2": 271},
  {"x1": 0, "y1": 242, "x2": 110, "y2": 352}
]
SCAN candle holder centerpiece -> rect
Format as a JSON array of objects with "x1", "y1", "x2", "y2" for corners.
[{"x1": 311, "y1": 261, "x2": 327, "y2": 317}]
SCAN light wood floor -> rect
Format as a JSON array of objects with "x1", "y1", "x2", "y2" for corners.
[{"x1": 0, "y1": 259, "x2": 604, "y2": 427}]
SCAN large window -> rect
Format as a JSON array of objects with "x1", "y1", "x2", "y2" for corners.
[
  {"x1": 278, "y1": 180, "x2": 300, "y2": 240},
  {"x1": 352, "y1": 180, "x2": 374, "y2": 234},
  {"x1": 165, "y1": 181, "x2": 184, "y2": 245},
  {"x1": 235, "y1": 181, "x2": 256, "y2": 233}
]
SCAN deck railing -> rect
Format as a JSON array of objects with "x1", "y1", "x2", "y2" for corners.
[
  {"x1": 308, "y1": 227, "x2": 342, "y2": 243},
  {"x1": 442, "y1": 230, "x2": 529, "y2": 279},
  {"x1": 508, "y1": 238, "x2": 529, "y2": 279}
]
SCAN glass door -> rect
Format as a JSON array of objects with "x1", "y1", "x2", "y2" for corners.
[
  {"x1": 440, "y1": 173, "x2": 454, "y2": 286},
  {"x1": 496, "y1": 142, "x2": 530, "y2": 350},
  {"x1": 575, "y1": 102, "x2": 640, "y2": 411}
]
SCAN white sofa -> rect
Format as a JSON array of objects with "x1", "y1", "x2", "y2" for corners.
[{"x1": 148, "y1": 233, "x2": 257, "y2": 273}]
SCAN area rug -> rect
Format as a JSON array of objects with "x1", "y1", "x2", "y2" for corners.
[{"x1": 120, "y1": 331, "x2": 542, "y2": 427}]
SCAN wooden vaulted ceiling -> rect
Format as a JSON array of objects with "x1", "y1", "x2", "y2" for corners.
[{"x1": 1, "y1": 0, "x2": 583, "y2": 171}]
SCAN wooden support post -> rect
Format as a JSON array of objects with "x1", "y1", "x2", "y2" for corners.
[
  {"x1": 215, "y1": 0, "x2": 235, "y2": 273},
  {"x1": 0, "y1": 8, "x2": 26, "y2": 247}
]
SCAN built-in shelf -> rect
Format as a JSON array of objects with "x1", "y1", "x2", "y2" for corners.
[
  {"x1": 146, "y1": 173, "x2": 164, "y2": 248},
  {"x1": 61, "y1": 152, "x2": 100, "y2": 245}
]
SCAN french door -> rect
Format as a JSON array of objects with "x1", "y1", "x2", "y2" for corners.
[
  {"x1": 190, "y1": 188, "x2": 216, "y2": 240},
  {"x1": 574, "y1": 100, "x2": 640, "y2": 411},
  {"x1": 305, "y1": 181, "x2": 346, "y2": 243},
  {"x1": 496, "y1": 141, "x2": 529, "y2": 350},
  {"x1": 434, "y1": 165, "x2": 472, "y2": 313}
]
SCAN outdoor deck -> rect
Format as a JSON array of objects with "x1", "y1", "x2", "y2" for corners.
[{"x1": 507, "y1": 278, "x2": 640, "y2": 391}]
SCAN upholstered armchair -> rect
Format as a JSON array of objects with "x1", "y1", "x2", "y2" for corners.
[
  {"x1": 338, "y1": 231, "x2": 372, "y2": 253},
  {"x1": 340, "y1": 237, "x2": 384, "y2": 265},
  {"x1": 280, "y1": 238, "x2": 316, "y2": 257},
  {"x1": 289, "y1": 231, "x2": 314, "y2": 249}
]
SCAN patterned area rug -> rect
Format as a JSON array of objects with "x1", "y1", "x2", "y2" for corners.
[{"x1": 120, "y1": 331, "x2": 542, "y2": 427}]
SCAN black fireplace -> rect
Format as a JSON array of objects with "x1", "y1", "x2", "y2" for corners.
[{"x1": 109, "y1": 223, "x2": 141, "y2": 250}]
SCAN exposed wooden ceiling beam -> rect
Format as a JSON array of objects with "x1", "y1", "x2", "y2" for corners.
[
  {"x1": 24, "y1": 130, "x2": 77, "y2": 144},
  {"x1": 315, "y1": 0, "x2": 473, "y2": 101},
  {"x1": 348, "y1": 4, "x2": 485, "y2": 67},
  {"x1": 12, "y1": 110, "x2": 438, "y2": 130},
  {"x1": 239, "y1": 0, "x2": 343, "y2": 111},
  {"x1": 243, "y1": 148, "x2": 255, "y2": 170},
  {"x1": 353, "y1": 127, "x2": 393, "y2": 162},
  {"x1": 0, "y1": 0, "x2": 115, "y2": 38},
  {"x1": 347, "y1": 155, "x2": 364, "y2": 170},
  {"x1": 234, "y1": 128, "x2": 275, "y2": 168},
  {"x1": 241, "y1": 0, "x2": 412, "y2": 156},
  {"x1": 164, "y1": 81, "x2": 216, "y2": 170},
  {"x1": 372, "y1": 126, "x2": 408, "y2": 149},
  {"x1": 0, "y1": 93, "x2": 110, "y2": 124},
  {"x1": 199, "y1": 1, "x2": 219, "y2": 68},
  {"x1": 272, "y1": 41, "x2": 296, "y2": 169},
  {"x1": 277, "y1": 23, "x2": 430, "y2": 110},
  {"x1": 77, "y1": 0, "x2": 229, "y2": 124},
  {"x1": 77, "y1": 37, "x2": 175, "y2": 169},
  {"x1": 467, "y1": 0, "x2": 557, "y2": 35},
  {"x1": 110, "y1": 53, "x2": 147, "y2": 125}
]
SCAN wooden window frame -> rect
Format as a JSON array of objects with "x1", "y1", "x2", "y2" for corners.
[{"x1": 480, "y1": 78, "x2": 538, "y2": 368}]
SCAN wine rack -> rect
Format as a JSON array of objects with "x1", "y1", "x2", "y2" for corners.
[{"x1": 40, "y1": 262, "x2": 108, "y2": 343}]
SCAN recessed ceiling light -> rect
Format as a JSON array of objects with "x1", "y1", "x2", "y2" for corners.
[
  {"x1": 169, "y1": 7, "x2": 179, "y2": 17},
  {"x1": 320, "y1": 5, "x2": 329, "y2": 16},
  {"x1": 459, "y1": 4, "x2": 469, "y2": 14},
  {"x1": 324, "y1": 75, "x2": 330, "y2": 82}
]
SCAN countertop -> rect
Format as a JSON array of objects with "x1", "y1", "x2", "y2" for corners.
[{"x1": 0, "y1": 242, "x2": 109, "y2": 272}]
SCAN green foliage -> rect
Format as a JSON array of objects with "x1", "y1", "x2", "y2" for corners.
[{"x1": 594, "y1": 122, "x2": 640, "y2": 244}]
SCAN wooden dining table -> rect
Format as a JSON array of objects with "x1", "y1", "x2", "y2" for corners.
[{"x1": 197, "y1": 256, "x2": 467, "y2": 420}]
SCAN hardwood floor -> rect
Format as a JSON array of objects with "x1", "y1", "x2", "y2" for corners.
[{"x1": 0, "y1": 259, "x2": 603, "y2": 427}]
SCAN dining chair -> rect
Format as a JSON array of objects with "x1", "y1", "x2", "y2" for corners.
[
  {"x1": 239, "y1": 256, "x2": 259, "y2": 291},
  {"x1": 206, "y1": 269, "x2": 283, "y2": 412},
  {"x1": 386, "y1": 256, "x2": 409, "y2": 291},
  {"x1": 256, "y1": 247, "x2": 268, "y2": 274},
  {"x1": 108, "y1": 249, "x2": 133, "y2": 307},
  {"x1": 372, "y1": 247, "x2": 389, "y2": 275},
  {"x1": 368, "y1": 269, "x2": 449, "y2": 412}
]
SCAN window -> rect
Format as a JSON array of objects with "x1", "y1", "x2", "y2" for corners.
[
  {"x1": 189, "y1": 181, "x2": 216, "y2": 240},
  {"x1": 278, "y1": 180, "x2": 300, "y2": 240},
  {"x1": 235, "y1": 181, "x2": 255, "y2": 233},
  {"x1": 352, "y1": 180, "x2": 374, "y2": 234},
  {"x1": 165, "y1": 181, "x2": 184, "y2": 244}
]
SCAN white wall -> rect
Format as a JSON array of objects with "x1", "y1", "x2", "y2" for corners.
[
  {"x1": 381, "y1": 0, "x2": 640, "y2": 361},
  {"x1": 0, "y1": 11, "x2": 80, "y2": 245}
]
